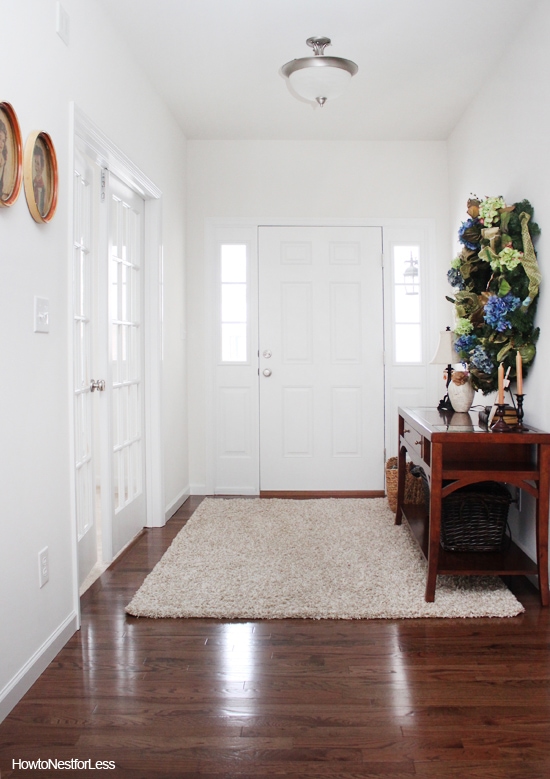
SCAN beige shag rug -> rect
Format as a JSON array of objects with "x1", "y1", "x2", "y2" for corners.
[{"x1": 126, "y1": 498, "x2": 524, "y2": 619}]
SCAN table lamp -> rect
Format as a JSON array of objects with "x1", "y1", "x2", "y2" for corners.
[{"x1": 430, "y1": 327, "x2": 455, "y2": 412}]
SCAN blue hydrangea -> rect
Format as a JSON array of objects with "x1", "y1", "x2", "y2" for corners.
[
  {"x1": 458, "y1": 218, "x2": 481, "y2": 251},
  {"x1": 447, "y1": 267, "x2": 465, "y2": 290},
  {"x1": 470, "y1": 345, "x2": 494, "y2": 374},
  {"x1": 483, "y1": 293, "x2": 521, "y2": 332},
  {"x1": 455, "y1": 334, "x2": 477, "y2": 354}
]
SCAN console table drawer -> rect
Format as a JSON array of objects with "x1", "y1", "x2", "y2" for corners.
[{"x1": 403, "y1": 425, "x2": 423, "y2": 457}]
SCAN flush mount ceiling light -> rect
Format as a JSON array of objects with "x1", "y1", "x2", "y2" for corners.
[{"x1": 281, "y1": 36, "x2": 358, "y2": 107}]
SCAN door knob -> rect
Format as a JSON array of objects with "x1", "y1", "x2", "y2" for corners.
[
  {"x1": 263, "y1": 369, "x2": 272, "y2": 377},
  {"x1": 90, "y1": 379, "x2": 106, "y2": 392},
  {"x1": 263, "y1": 350, "x2": 272, "y2": 358}
]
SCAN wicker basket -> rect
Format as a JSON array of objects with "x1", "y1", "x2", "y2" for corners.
[
  {"x1": 441, "y1": 481, "x2": 512, "y2": 552},
  {"x1": 385, "y1": 457, "x2": 425, "y2": 512}
]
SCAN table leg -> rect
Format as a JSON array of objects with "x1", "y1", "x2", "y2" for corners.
[
  {"x1": 395, "y1": 416, "x2": 406, "y2": 526},
  {"x1": 425, "y1": 442, "x2": 443, "y2": 602},
  {"x1": 536, "y1": 444, "x2": 550, "y2": 606}
]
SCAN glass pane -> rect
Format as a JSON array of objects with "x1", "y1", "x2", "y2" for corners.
[
  {"x1": 121, "y1": 263, "x2": 129, "y2": 321},
  {"x1": 221, "y1": 245, "x2": 247, "y2": 282},
  {"x1": 221, "y1": 283, "x2": 247, "y2": 322},
  {"x1": 393, "y1": 245, "x2": 420, "y2": 277},
  {"x1": 120, "y1": 326, "x2": 129, "y2": 382},
  {"x1": 132, "y1": 267, "x2": 140, "y2": 324},
  {"x1": 395, "y1": 324, "x2": 422, "y2": 363},
  {"x1": 394, "y1": 286, "x2": 421, "y2": 323},
  {"x1": 123, "y1": 446, "x2": 129, "y2": 502},
  {"x1": 110, "y1": 197, "x2": 119, "y2": 259},
  {"x1": 112, "y1": 387, "x2": 120, "y2": 448},
  {"x1": 129, "y1": 383, "x2": 138, "y2": 439},
  {"x1": 109, "y1": 258, "x2": 119, "y2": 321},
  {"x1": 120, "y1": 385, "x2": 128, "y2": 444},
  {"x1": 121, "y1": 202, "x2": 128, "y2": 263},
  {"x1": 222, "y1": 323, "x2": 247, "y2": 362}
]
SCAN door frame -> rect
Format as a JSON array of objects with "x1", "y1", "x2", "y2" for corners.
[
  {"x1": 204, "y1": 217, "x2": 438, "y2": 496},
  {"x1": 69, "y1": 105, "x2": 164, "y2": 622}
]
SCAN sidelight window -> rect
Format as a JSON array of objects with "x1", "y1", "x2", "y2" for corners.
[
  {"x1": 393, "y1": 245, "x2": 422, "y2": 363},
  {"x1": 221, "y1": 244, "x2": 248, "y2": 362}
]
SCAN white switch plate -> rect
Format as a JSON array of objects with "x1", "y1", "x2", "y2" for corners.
[
  {"x1": 34, "y1": 296, "x2": 49, "y2": 333},
  {"x1": 56, "y1": 2, "x2": 70, "y2": 46}
]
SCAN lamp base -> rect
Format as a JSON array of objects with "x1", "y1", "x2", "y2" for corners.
[{"x1": 437, "y1": 394, "x2": 454, "y2": 412}]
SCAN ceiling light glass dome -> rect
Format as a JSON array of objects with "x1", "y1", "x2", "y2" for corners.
[{"x1": 281, "y1": 37, "x2": 358, "y2": 107}]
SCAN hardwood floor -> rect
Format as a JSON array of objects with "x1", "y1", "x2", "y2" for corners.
[{"x1": 2, "y1": 496, "x2": 550, "y2": 778}]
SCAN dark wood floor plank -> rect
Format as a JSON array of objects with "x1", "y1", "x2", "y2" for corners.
[{"x1": 1, "y1": 495, "x2": 550, "y2": 778}]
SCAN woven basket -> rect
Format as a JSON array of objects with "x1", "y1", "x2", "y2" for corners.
[
  {"x1": 441, "y1": 481, "x2": 512, "y2": 552},
  {"x1": 385, "y1": 457, "x2": 425, "y2": 512}
]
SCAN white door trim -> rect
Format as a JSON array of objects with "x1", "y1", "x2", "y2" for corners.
[
  {"x1": 204, "y1": 216, "x2": 437, "y2": 496},
  {"x1": 70, "y1": 105, "x2": 164, "y2": 620}
]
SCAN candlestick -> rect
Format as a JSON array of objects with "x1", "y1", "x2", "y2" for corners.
[
  {"x1": 515, "y1": 393, "x2": 525, "y2": 430},
  {"x1": 497, "y1": 363, "x2": 504, "y2": 405},
  {"x1": 492, "y1": 403, "x2": 512, "y2": 433},
  {"x1": 516, "y1": 351, "x2": 523, "y2": 394}
]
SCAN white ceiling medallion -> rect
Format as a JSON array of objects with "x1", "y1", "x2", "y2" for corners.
[{"x1": 281, "y1": 36, "x2": 358, "y2": 107}]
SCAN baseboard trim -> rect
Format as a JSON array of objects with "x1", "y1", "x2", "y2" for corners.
[
  {"x1": 165, "y1": 485, "x2": 191, "y2": 521},
  {"x1": 0, "y1": 610, "x2": 78, "y2": 724},
  {"x1": 259, "y1": 491, "x2": 385, "y2": 499}
]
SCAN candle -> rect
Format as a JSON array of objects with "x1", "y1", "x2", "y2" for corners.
[
  {"x1": 497, "y1": 363, "x2": 504, "y2": 405},
  {"x1": 516, "y1": 351, "x2": 523, "y2": 394}
]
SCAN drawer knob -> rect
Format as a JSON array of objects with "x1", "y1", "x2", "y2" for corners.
[{"x1": 415, "y1": 439, "x2": 422, "y2": 445}]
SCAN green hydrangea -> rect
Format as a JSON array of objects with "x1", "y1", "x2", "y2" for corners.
[
  {"x1": 454, "y1": 317, "x2": 474, "y2": 336},
  {"x1": 451, "y1": 254, "x2": 462, "y2": 269},
  {"x1": 495, "y1": 246, "x2": 523, "y2": 271},
  {"x1": 479, "y1": 196, "x2": 506, "y2": 227}
]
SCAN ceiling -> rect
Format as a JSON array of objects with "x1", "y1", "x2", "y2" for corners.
[{"x1": 98, "y1": 0, "x2": 535, "y2": 141}]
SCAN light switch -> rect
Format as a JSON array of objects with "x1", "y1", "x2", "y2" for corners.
[{"x1": 34, "y1": 296, "x2": 50, "y2": 333}]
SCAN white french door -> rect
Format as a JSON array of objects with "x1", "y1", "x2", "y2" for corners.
[
  {"x1": 258, "y1": 226, "x2": 385, "y2": 493},
  {"x1": 73, "y1": 152, "x2": 97, "y2": 587},
  {"x1": 73, "y1": 156, "x2": 147, "y2": 587},
  {"x1": 104, "y1": 174, "x2": 147, "y2": 556}
]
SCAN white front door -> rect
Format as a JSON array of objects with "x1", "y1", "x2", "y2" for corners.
[
  {"x1": 104, "y1": 173, "x2": 147, "y2": 555},
  {"x1": 258, "y1": 226, "x2": 385, "y2": 493}
]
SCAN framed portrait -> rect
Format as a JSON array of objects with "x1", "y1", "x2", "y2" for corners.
[
  {"x1": 0, "y1": 102, "x2": 23, "y2": 208},
  {"x1": 23, "y1": 130, "x2": 58, "y2": 223}
]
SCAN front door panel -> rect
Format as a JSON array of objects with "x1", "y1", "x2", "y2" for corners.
[{"x1": 258, "y1": 226, "x2": 385, "y2": 492}]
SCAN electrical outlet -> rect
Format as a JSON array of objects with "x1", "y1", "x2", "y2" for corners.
[{"x1": 38, "y1": 547, "x2": 49, "y2": 588}]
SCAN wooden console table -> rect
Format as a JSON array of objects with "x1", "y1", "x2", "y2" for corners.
[{"x1": 396, "y1": 407, "x2": 550, "y2": 604}]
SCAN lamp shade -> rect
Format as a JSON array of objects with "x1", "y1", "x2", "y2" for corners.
[{"x1": 430, "y1": 328, "x2": 456, "y2": 365}]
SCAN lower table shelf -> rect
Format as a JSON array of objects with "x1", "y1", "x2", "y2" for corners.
[{"x1": 402, "y1": 503, "x2": 538, "y2": 577}]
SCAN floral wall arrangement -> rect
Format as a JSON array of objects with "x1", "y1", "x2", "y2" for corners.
[{"x1": 447, "y1": 196, "x2": 541, "y2": 394}]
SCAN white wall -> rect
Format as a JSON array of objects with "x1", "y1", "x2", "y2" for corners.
[
  {"x1": 448, "y1": 0, "x2": 550, "y2": 556},
  {"x1": 0, "y1": 0, "x2": 187, "y2": 720},
  {"x1": 186, "y1": 140, "x2": 451, "y2": 489}
]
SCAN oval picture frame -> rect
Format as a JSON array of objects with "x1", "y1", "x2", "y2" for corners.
[
  {"x1": 23, "y1": 130, "x2": 58, "y2": 223},
  {"x1": 0, "y1": 102, "x2": 23, "y2": 208}
]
